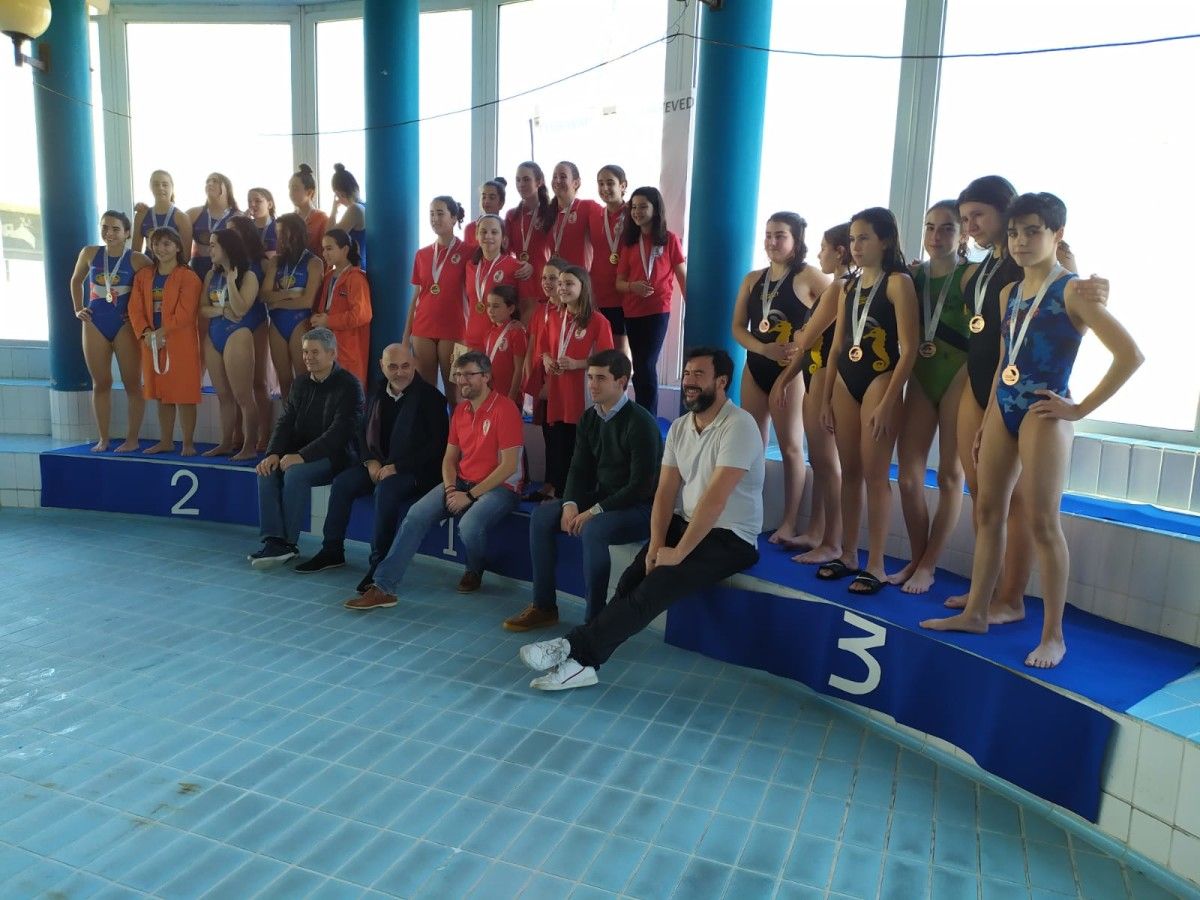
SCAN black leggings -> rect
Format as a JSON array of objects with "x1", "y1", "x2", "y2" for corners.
[
  {"x1": 543, "y1": 421, "x2": 576, "y2": 496},
  {"x1": 625, "y1": 312, "x2": 670, "y2": 416}
]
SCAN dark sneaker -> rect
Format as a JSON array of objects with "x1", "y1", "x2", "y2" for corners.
[
  {"x1": 249, "y1": 540, "x2": 297, "y2": 570},
  {"x1": 295, "y1": 548, "x2": 346, "y2": 573},
  {"x1": 503, "y1": 604, "x2": 560, "y2": 632},
  {"x1": 344, "y1": 586, "x2": 398, "y2": 611},
  {"x1": 457, "y1": 571, "x2": 483, "y2": 593}
]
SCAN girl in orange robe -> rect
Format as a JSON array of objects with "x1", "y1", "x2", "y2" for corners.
[{"x1": 312, "y1": 228, "x2": 373, "y2": 388}]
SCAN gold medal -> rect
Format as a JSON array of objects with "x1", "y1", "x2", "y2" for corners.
[
  {"x1": 848, "y1": 346, "x2": 863, "y2": 362},
  {"x1": 757, "y1": 319, "x2": 770, "y2": 333},
  {"x1": 918, "y1": 341, "x2": 937, "y2": 358},
  {"x1": 430, "y1": 284, "x2": 441, "y2": 296},
  {"x1": 476, "y1": 302, "x2": 485, "y2": 313},
  {"x1": 519, "y1": 251, "x2": 529, "y2": 262},
  {"x1": 609, "y1": 252, "x2": 619, "y2": 265},
  {"x1": 1001, "y1": 364, "x2": 1020, "y2": 386},
  {"x1": 968, "y1": 315, "x2": 985, "y2": 334}
]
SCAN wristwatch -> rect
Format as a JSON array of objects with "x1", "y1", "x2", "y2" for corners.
[{"x1": 588, "y1": 504, "x2": 603, "y2": 517}]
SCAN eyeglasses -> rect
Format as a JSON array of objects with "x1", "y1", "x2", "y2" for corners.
[{"x1": 454, "y1": 370, "x2": 485, "y2": 380}]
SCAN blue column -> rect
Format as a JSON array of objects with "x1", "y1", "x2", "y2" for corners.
[
  {"x1": 363, "y1": 0, "x2": 419, "y2": 364},
  {"x1": 34, "y1": 0, "x2": 97, "y2": 391},
  {"x1": 682, "y1": 2, "x2": 772, "y2": 402}
]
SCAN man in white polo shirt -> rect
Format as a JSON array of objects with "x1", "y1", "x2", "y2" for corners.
[{"x1": 519, "y1": 346, "x2": 765, "y2": 690}]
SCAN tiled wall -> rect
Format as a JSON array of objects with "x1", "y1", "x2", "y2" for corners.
[
  {"x1": 0, "y1": 451, "x2": 42, "y2": 508},
  {"x1": 0, "y1": 344, "x2": 51, "y2": 380}
]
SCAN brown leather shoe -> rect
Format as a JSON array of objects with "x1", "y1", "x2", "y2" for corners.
[
  {"x1": 457, "y1": 571, "x2": 483, "y2": 593},
  {"x1": 344, "y1": 586, "x2": 398, "y2": 610},
  {"x1": 503, "y1": 604, "x2": 560, "y2": 632}
]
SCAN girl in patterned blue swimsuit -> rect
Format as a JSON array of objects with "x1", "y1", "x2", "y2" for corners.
[
  {"x1": 922, "y1": 193, "x2": 1142, "y2": 671},
  {"x1": 263, "y1": 213, "x2": 325, "y2": 400},
  {"x1": 69, "y1": 210, "x2": 151, "y2": 452}
]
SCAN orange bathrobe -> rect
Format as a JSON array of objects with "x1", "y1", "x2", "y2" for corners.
[
  {"x1": 316, "y1": 265, "x2": 373, "y2": 388},
  {"x1": 129, "y1": 265, "x2": 203, "y2": 404}
]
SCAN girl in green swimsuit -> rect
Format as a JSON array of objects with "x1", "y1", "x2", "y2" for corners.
[{"x1": 889, "y1": 201, "x2": 970, "y2": 594}]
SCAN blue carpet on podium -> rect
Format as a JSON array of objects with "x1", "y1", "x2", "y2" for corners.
[
  {"x1": 745, "y1": 538, "x2": 1200, "y2": 713},
  {"x1": 45, "y1": 440, "x2": 263, "y2": 466}
]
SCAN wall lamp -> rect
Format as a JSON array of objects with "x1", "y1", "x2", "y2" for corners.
[{"x1": 1, "y1": 0, "x2": 52, "y2": 71}]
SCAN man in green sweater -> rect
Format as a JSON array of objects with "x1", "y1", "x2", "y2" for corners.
[{"x1": 504, "y1": 349, "x2": 663, "y2": 631}]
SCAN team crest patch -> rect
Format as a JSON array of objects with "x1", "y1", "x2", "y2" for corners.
[
  {"x1": 568, "y1": 212, "x2": 577, "y2": 224},
  {"x1": 493, "y1": 271, "x2": 504, "y2": 283},
  {"x1": 498, "y1": 338, "x2": 508, "y2": 351},
  {"x1": 451, "y1": 254, "x2": 461, "y2": 264},
  {"x1": 575, "y1": 327, "x2": 587, "y2": 340},
  {"x1": 482, "y1": 419, "x2": 492, "y2": 435},
  {"x1": 279, "y1": 275, "x2": 296, "y2": 289}
]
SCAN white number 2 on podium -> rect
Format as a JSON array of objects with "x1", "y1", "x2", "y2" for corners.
[{"x1": 170, "y1": 469, "x2": 200, "y2": 516}]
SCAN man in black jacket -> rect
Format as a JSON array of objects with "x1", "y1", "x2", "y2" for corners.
[
  {"x1": 251, "y1": 327, "x2": 364, "y2": 568},
  {"x1": 295, "y1": 342, "x2": 449, "y2": 590}
]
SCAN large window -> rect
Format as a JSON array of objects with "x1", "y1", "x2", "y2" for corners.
[
  {"x1": 497, "y1": 0, "x2": 667, "y2": 199},
  {"x1": 755, "y1": 2, "x2": 906, "y2": 269},
  {"x1": 126, "y1": 23, "x2": 294, "y2": 233},
  {"x1": 929, "y1": 0, "x2": 1200, "y2": 434}
]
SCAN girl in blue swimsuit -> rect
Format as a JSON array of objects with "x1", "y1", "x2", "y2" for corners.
[
  {"x1": 247, "y1": 188, "x2": 278, "y2": 257},
  {"x1": 224, "y1": 216, "x2": 275, "y2": 452},
  {"x1": 330, "y1": 163, "x2": 367, "y2": 271},
  {"x1": 200, "y1": 229, "x2": 265, "y2": 460},
  {"x1": 69, "y1": 210, "x2": 152, "y2": 453},
  {"x1": 922, "y1": 192, "x2": 1141, "y2": 670},
  {"x1": 187, "y1": 172, "x2": 238, "y2": 282},
  {"x1": 263, "y1": 213, "x2": 324, "y2": 400},
  {"x1": 132, "y1": 170, "x2": 191, "y2": 255}
]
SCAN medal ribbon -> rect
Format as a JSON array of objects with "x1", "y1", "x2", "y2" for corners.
[
  {"x1": 1005, "y1": 264, "x2": 1063, "y2": 371},
  {"x1": 486, "y1": 321, "x2": 515, "y2": 361},
  {"x1": 638, "y1": 235, "x2": 663, "y2": 283},
  {"x1": 972, "y1": 252, "x2": 1002, "y2": 317},
  {"x1": 475, "y1": 255, "x2": 503, "y2": 305},
  {"x1": 760, "y1": 268, "x2": 785, "y2": 326},
  {"x1": 850, "y1": 273, "x2": 888, "y2": 350},
  {"x1": 921, "y1": 262, "x2": 956, "y2": 343},
  {"x1": 431, "y1": 237, "x2": 458, "y2": 291},
  {"x1": 552, "y1": 198, "x2": 577, "y2": 254},
  {"x1": 323, "y1": 269, "x2": 345, "y2": 313},
  {"x1": 602, "y1": 207, "x2": 625, "y2": 260},
  {"x1": 101, "y1": 249, "x2": 130, "y2": 302}
]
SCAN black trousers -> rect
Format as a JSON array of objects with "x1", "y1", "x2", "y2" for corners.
[
  {"x1": 625, "y1": 312, "x2": 670, "y2": 415},
  {"x1": 322, "y1": 465, "x2": 419, "y2": 572},
  {"x1": 543, "y1": 421, "x2": 577, "y2": 497},
  {"x1": 566, "y1": 514, "x2": 760, "y2": 669}
]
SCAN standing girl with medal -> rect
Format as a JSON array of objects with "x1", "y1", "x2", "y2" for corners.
[
  {"x1": 312, "y1": 229, "x2": 372, "y2": 387},
  {"x1": 187, "y1": 172, "x2": 238, "y2": 281},
  {"x1": 731, "y1": 212, "x2": 830, "y2": 545},
  {"x1": 464, "y1": 214, "x2": 522, "y2": 350},
  {"x1": 816, "y1": 207, "x2": 919, "y2": 595},
  {"x1": 130, "y1": 227, "x2": 203, "y2": 456},
  {"x1": 132, "y1": 170, "x2": 191, "y2": 255},
  {"x1": 200, "y1": 229, "x2": 265, "y2": 460},
  {"x1": 69, "y1": 210, "x2": 152, "y2": 452},
  {"x1": 541, "y1": 265, "x2": 614, "y2": 497},
  {"x1": 224, "y1": 216, "x2": 274, "y2": 451},
  {"x1": 522, "y1": 257, "x2": 569, "y2": 500},
  {"x1": 589, "y1": 164, "x2": 630, "y2": 356},
  {"x1": 544, "y1": 161, "x2": 601, "y2": 269},
  {"x1": 288, "y1": 163, "x2": 329, "y2": 256},
  {"x1": 406, "y1": 195, "x2": 470, "y2": 398},
  {"x1": 262, "y1": 213, "x2": 324, "y2": 402},
  {"x1": 507, "y1": 162, "x2": 553, "y2": 324},
  {"x1": 616, "y1": 186, "x2": 686, "y2": 415},
  {"x1": 465, "y1": 177, "x2": 507, "y2": 248},
  {"x1": 329, "y1": 163, "x2": 367, "y2": 271},
  {"x1": 923, "y1": 192, "x2": 1141, "y2": 668},
  {"x1": 247, "y1": 188, "x2": 278, "y2": 257},
  {"x1": 888, "y1": 201, "x2": 971, "y2": 594},
  {"x1": 483, "y1": 284, "x2": 528, "y2": 403}
]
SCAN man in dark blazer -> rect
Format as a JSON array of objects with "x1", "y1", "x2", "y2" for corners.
[{"x1": 295, "y1": 342, "x2": 449, "y2": 590}]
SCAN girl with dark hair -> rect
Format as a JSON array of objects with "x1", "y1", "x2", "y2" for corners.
[
  {"x1": 247, "y1": 188, "x2": 278, "y2": 257},
  {"x1": 313, "y1": 229, "x2": 372, "y2": 386},
  {"x1": 200, "y1": 229, "x2": 265, "y2": 459},
  {"x1": 589, "y1": 164, "x2": 630, "y2": 354},
  {"x1": 330, "y1": 163, "x2": 367, "y2": 270},
  {"x1": 616, "y1": 186, "x2": 686, "y2": 414},
  {"x1": 731, "y1": 212, "x2": 830, "y2": 545},
  {"x1": 544, "y1": 161, "x2": 602, "y2": 268},
  {"x1": 133, "y1": 170, "x2": 191, "y2": 255},
  {"x1": 888, "y1": 201, "x2": 971, "y2": 593},
  {"x1": 506, "y1": 162, "x2": 553, "y2": 323},
  {"x1": 187, "y1": 172, "x2": 238, "y2": 281},
  {"x1": 224, "y1": 215, "x2": 273, "y2": 448},
  {"x1": 540, "y1": 265, "x2": 614, "y2": 496},
  {"x1": 289, "y1": 163, "x2": 328, "y2": 256},
  {"x1": 465, "y1": 177, "x2": 507, "y2": 247},
  {"x1": 130, "y1": 227, "x2": 203, "y2": 456},
  {"x1": 407, "y1": 195, "x2": 469, "y2": 397},
  {"x1": 69, "y1": 210, "x2": 152, "y2": 452},
  {"x1": 816, "y1": 207, "x2": 919, "y2": 595},
  {"x1": 483, "y1": 284, "x2": 527, "y2": 403},
  {"x1": 263, "y1": 212, "x2": 324, "y2": 400},
  {"x1": 523, "y1": 257, "x2": 569, "y2": 451},
  {"x1": 464, "y1": 214, "x2": 522, "y2": 350}
]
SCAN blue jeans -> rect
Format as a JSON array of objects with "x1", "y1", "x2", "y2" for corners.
[
  {"x1": 258, "y1": 458, "x2": 336, "y2": 545},
  {"x1": 372, "y1": 481, "x2": 519, "y2": 594},
  {"x1": 530, "y1": 499, "x2": 652, "y2": 622}
]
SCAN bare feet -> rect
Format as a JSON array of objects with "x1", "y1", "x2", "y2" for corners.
[
  {"x1": 90, "y1": 439, "x2": 110, "y2": 453},
  {"x1": 887, "y1": 560, "x2": 917, "y2": 586},
  {"x1": 1025, "y1": 637, "x2": 1066, "y2": 668},
  {"x1": 114, "y1": 439, "x2": 140, "y2": 453},
  {"x1": 920, "y1": 611, "x2": 988, "y2": 633},
  {"x1": 943, "y1": 592, "x2": 968, "y2": 609},
  {"x1": 794, "y1": 544, "x2": 841, "y2": 565},
  {"x1": 769, "y1": 526, "x2": 799, "y2": 546},
  {"x1": 780, "y1": 530, "x2": 822, "y2": 551},
  {"x1": 900, "y1": 567, "x2": 936, "y2": 595},
  {"x1": 231, "y1": 448, "x2": 257, "y2": 461},
  {"x1": 143, "y1": 441, "x2": 173, "y2": 454},
  {"x1": 181, "y1": 444, "x2": 198, "y2": 457},
  {"x1": 203, "y1": 444, "x2": 236, "y2": 458},
  {"x1": 988, "y1": 602, "x2": 1026, "y2": 625}
]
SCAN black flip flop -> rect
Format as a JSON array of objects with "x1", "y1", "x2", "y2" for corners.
[
  {"x1": 817, "y1": 560, "x2": 859, "y2": 581},
  {"x1": 848, "y1": 572, "x2": 886, "y2": 595}
]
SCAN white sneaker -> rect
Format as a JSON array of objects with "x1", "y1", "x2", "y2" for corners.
[
  {"x1": 530, "y1": 659, "x2": 598, "y2": 691},
  {"x1": 519, "y1": 637, "x2": 570, "y2": 672}
]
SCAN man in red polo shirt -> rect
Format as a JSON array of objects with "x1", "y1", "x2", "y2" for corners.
[{"x1": 345, "y1": 351, "x2": 524, "y2": 609}]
